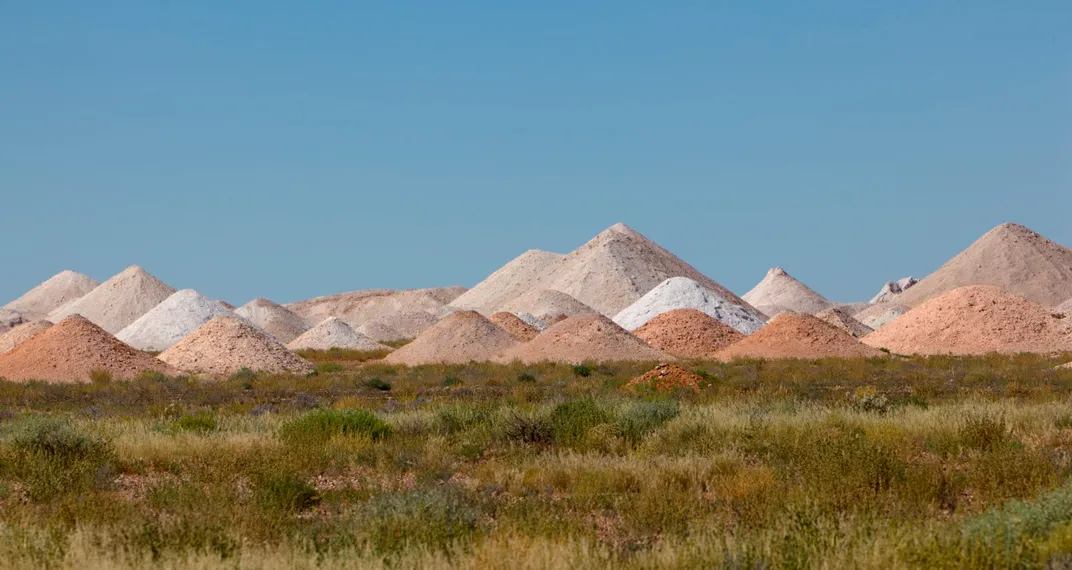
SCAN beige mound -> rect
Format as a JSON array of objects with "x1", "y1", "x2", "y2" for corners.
[
  {"x1": 159, "y1": 316, "x2": 314, "y2": 377},
  {"x1": 716, "y1": 313, "x2": 884, "y2": 361},
  {"x1": 3, "y1": 270, "x2": 99, "y2": 316},
  {"x1": 742, "y1": 267, "x2": 834, "y2": 317},
  {"x1": 450, "y1": 250, "x2": 566, "y2": 315},
  {"x1": 632, "y1": 309, "x2": 744, "y2": 358},
  {"x1": 626, "y1": 364, "x2": 705, "y2": 393},
  {"x1": 383, "y1": 311, "x2": 520, "y2": 366},
  {"x1": 854, "y1": 303, "x2": 910, "y2": 330},
  {"x1": 498, "y1": 289, "x2": 598, "y2": 322},
  {"x1": 0, "y1": 309, "x2": 28, "y2": 333},
  {"x1": 0, "y1": 315, "x2": 178, "y2": 382},
  {"x1": 48, "y1": 266, "x2": 176, "y2": 334},
  {"x1": 488, "y1": 312, "x2": 539, "y2": 341},
  {"x1": 1057, "y1": 298, "x2": 1072, "y2": 315},
  {"x1": 287, "y1": 317, "x2": 391, "y2": 351},
  {"x1": 815, "y1": 307, "x2": 874, "y2": 338},
  {"x1": 895, "y1": 223, "x2": 1072, "y2": 308},
  {"x1": 862, "y1": 285, "x2": 1072, "y2": 355},
  {"x1": 0, "y1": 320, "x2": 53, "y2": 355},
  {"x1": 357, "y1": 321, "x2": 408, "y2": 343},
  {"x1": 498, "y1": 314, "x2": 672, "y2": 364},
  {"x1": 286, "y1": 287, "x2": 459, "y2": 338},
  {"x1": 234, "y1": 298, "x2": 310, "y2": 343}
]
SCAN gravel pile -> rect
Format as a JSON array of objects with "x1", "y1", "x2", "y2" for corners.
[
  {"x1": 0, "y1": 320, "x2": 52, "y2": 355},
  {"x1": 234, "y1": 298, "x2": 310, "y2": 343},
  {"x1": 742, "y1": 267, "x2": 834, "y2": 317},
  {"x1": 0, "y1": 315, "x2": 178, "y2": 382},
  {"x1": 159, "y1": 316, "x2": 314, "y2": 377},
  {"x1": 626, "y1": 364, "x2": 705, "y2": 393},
  {"x1": 632, "y1": 308, "x2": 744, "y2": 358},
  {"x1": 716, "y1": 313, "x2": 885, "y2": 361},
  {"x1": 287, "y1": 317, "x2": 391, "y2": 351},
  {"x1": 614, "y1": 277, "x2": 766, "y2": 334},
  {"x1": 854, "y1": 303, "x2": 910, "y2": 330},
  {"x1": 286, "y1": 288, "x2": 458, "y2": 339},
  {"x1": 870, "y1": 277, "x2": 919, "y2": 304},
  {"x1": 498, "y1": 314, "x2": 671, "y2": 364},
  {"x1": 515, "y1": 312, "x2": 547, "y2": 330},
  {"x1": 488, "y1": 312, "x2": 539, "y2": 341},
  {"x1": 357, "y1": 321, "x2": 407, "y2": 342},
  {"x1": 3, "y1": 270, "x2": 99, "y2": 317},
  {"x1": 862, "y1": 285, "x2": 1072, "y2": 355},
  {"x1": 117, "y1": 289, "x2": 238, "y2": 351},
  {"x1": 449, "y1": 250, "x2": 565, "y2": 314},
  {"x1": 384, "y1": 311, "x2": 520, "y2": 366},
  {"x1": 815, "y1": 307, "x2": 874, "y2": 338},
  {"x1": 499, "y1": 289, "x2": 597, "y2": 322},
  {"x1": 48, "y1": 266, "x2": 176, "y2": 334}
]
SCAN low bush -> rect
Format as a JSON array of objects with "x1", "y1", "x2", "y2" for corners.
[
  {"x1": 278, "y1": 408, "x2": 391, "y2": 445},
  {"x1": 5, "y1": 416, "x2": 115, "y2": 501}
]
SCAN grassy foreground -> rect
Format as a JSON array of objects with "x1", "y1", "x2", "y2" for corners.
[{"x1": 1, "y1": 354, "x2": 1072, "y2": 568}]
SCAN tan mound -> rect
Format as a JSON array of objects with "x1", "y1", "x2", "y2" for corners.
[
  {"x1": 4, "y1": 270, "x2": 99, "y2": 316},
  {"x1": 815, "y1": 307, "x2": 873, "y2": 338},
  {"x1": 383, "y1": 311, "x2": 519, "y2": 366},
  {"x1": 1057, "y1": 298, "x2": 1072, "y2": 315},
  {"x1": 234, "y1": 298, "x2": 310, "y2": 343},
  {"x1": 488, "y1": 312, "x2": 539, "y2": 341},
  {"x1": 862, "y1": 285, "x2": 1072, "y2": 355},
  {"x1": 854, "y1": 303, "x2": 910, "y2": 330},
  {"x1": 286, "y1": 287, "x2": 458, "y2": 338},
  {"x1": 498, "y1": 314, "x2": 672, "y2": 364},
  {"x1": 895, "y1": 223, "x2": 1072, "y2": 308},
  {"x1": 626, "y1": 364, "x2": 705, "y2": 393},
  {"x1": 0, "y1": 320, "x2": 53, "y2": 355},
  {"x1": 716, "y1": 313, "x2": 884, "y2": 361},
  {"x1": 48, "y1": 265, "x2": 176, "y2": 334},
  {"x1": 498, "y1": 289, "x2": 598, "y2": 322},
  {"x1": 287, "y1": 317, "x2": 391, "y2": 351},
  {"x1": 159, "y1": 316, "x2": 314, "y2": 377},
  {"x1": 0, "y1": 309, "x2": 28, "y2": 333},
  {"x1": 450, "y1": 250, "x2": 566, "y2": 314},
  {"x1": 632, "y1": 309, "x2": 744, "y2": 358},
  {"x1": 742, "y1": 267, "x2": 834, "y2": 316},
  {"x1": 357, "y1": 321, "x2": 407, "y2": 343},
  {"x1": 0, "y1": 315, "x2": 178, "y2": 382}
]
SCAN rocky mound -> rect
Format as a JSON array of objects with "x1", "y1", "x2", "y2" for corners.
[
  {"x1": 870, "y1": 277, "x2": 919, "y2": 304},
  {"x1": 158, "y1": 316, "x2": 314, "y2": 377},
  {"x1": 0, "y1": 320, "x2": 53, "y2": 355},
  {"x1": 815, "y1": 307, "x2": 873, "y2": 338},
  {"x1": 286, "y1": 287, "x2": 458, "y2": 339},
  {"x1": 854, "y1": 303, "x2": 910, "y2": 330},
  {"x1": 234, "y1": 298, "x2": 310, "y2": 343},
  {"x1": 862, "y1": 285, "x2": 1072, "y2": 355},
  {"x1": 0, "y1": 309, "x2": 27, "y2": 333},
  {"x1": 0, "y1": 315, "x2": 178, "y2": 382},
  {"x1": 498, "y1": 289, "x2": 597, "y2": 322},
  {"x1": 383, "y1": 311, "x2": 520, "y2": 366},
  {"x1": 632, "y1": 308, "x2": 744, "y2": 358},
  {"x1": 498, "y1": 314, "x2": 671, "y2": 364},
  {"x1": 3, "y1": 270, "x2": 99, "y2": 316},
  {"x1": 626, "y1": 364, "x2": 705, "y2": 393},
  {"x1": 449, "y1": 250, "x2": 565, "y2": 314},
  {"x1": 117, "y1": 290, "x2": 237, "y2": 351},
  {"x1": 287, "y1": 317, "x2": 391, "y2": 351},
  {"x1": 488, "y1": 312, "x2": 539, "y2": 341},
  {"x1": 357, "y1": 321, "x2": 407, "y2": 342},
  {"x1": 716, "y1": 313, "x2": 885, "y2": 361},
  {"x1": 48, "y1": 266, "x2": 176, "y2": 334},
  {"x1": 614, "y1": 277, "x2": 766, "y2": 334},
  {"x1": 515, "y1": 312, "x2": 547, "y2": 330},
  {"x1": 895, "y1": 223, "x2": 1072, "y2": 307},
  {"x1": 742, "y1": 267, "x2": 834, "y2": 317}
]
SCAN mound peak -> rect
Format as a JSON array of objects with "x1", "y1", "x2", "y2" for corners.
[
  {"x1": 286, "y1": 287, "x2": 456, "y2": 339},
  {"x1": 488, "y1": 312, "x2": 540, "y2": 341},
  {"x1": 742, "y1": 266, "x2": 834, "y2": 317},
  {"x1": 48, "y1": 265, "x2": 176, "y2": 334},
  {"x1": 287, "y1": 317, "x2": 391, "y2": 351},
  {"x1": 498, "y1": 289, "x2": 597, "y2": 322},
  {"x1": 116, "y1": 289, "x2": 238, "y2": 351},
  {"x1": 498, "y1": 314, "x2": 672, "y2": 364},
  {"x1": 614, "y1": 277, "x2": 766, "y2": 334},
  {"x1": 235, "y1": 298, "x2": 310, "y2": 343},
  {"x1": 716, "y1": 312, "x2": 884, "y2": 361},
  {"x1": 3, "y1": 270, "x2": 99, "y2": 317},
  {"x1": 0, "y1": 320, "x2": 53, "y2": 355},
  {"x1": 632, "y1": 308, "x2": 744, "y2": 358},
  {"x1": 383, "y1": 311, "x2": 520, "y2": 366},
  {"x1": 815, "y1": 307, "x2": 873, "y2": 338},
  {"x1": 159, "y1": 316, "x2": 314, "y2": 376}
]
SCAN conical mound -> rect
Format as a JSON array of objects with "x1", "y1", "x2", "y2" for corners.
[
  {"x1": 895, "y1": 223, "x2": 1072, "y2": 308},
  {"x1": 0, "y1": 315, "x2": 178, "y2": 382},
  {"x1": 498, "y1": 314, "x2": 672, "y2": 364},
  {"x1": 159, "y1": 316, "x2": 314, "y2": 376},
  {"x1": 0, "y1": 320, "x2": 53, "y2": 355},
  {"x1": 716, "y1": 313, "x2": 884, "y2": 361},
  {"x1": 449, "y1": 250, "x2": 566, "y2": 315},
  {"x1": 286, "y1": 287, "x2": 454, "y2": 339},
  {"x1": 861, "y1": 285, "x2": 1072, "y2": 355},
  {"x1": 234, "y1": 298, "x2": 310, "y2": 343},
  {"x1": 626, "y1": 364, "x2": 705, "y2": 393},
  {"x1": 854, "y1": 303, "x2": 910, "y2": 330},
  {"x1": 3, "y1": 270, "x2": 99, "y2": 316},
  {"x1": 383, "y1": 311, "x2": 520, "y2": 366},
  {"x1": 48, "y1": 265, "x2": 176, "y2": 334},
  {"x1": 632, "y1": 308, "x2": 744, "y2": 358},
  {"x1": 117, "y1": 289, "x2": 238, "y2": 351},
  {"x1": 815, "y1": 307, "x2": 873, "y2": 338},
  {"x1": 870, "y1": 277, "x2": 918, "y2": 304},
  {"x1": 357, "y1": 321, "x2": 407, "y2": 342},
  {"x1": 498, "y1": 289, "x2": 597, "y2": 322},
  {"x1": 488, "y1": 312, "x2": 539, "y2": 341},
  {"x1": 742, "y1": 267, "x2": 834, "y2": 317},
  {"x1": 614, "y1": 277, "x2": 766, "y2": 334},
  {"x1": 287, "y1": 317, "x2": 391, "y2": 351}
]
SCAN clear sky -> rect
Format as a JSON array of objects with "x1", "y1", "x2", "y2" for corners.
[{"x1": 2, "y1": 1, "x2": 1069, "y2": 306}]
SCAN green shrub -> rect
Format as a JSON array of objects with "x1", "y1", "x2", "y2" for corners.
[
  {"x1": 549, "y1": 398, "x2": 613, "y2": 447},
  {"x1": 364, "y1": 489, "x2": 480, "y2": 554},
  {"x1": 279, "y1": 408, "x2": 391, "y2": 445},
  {"x1": 517, "y1": 372, "x2": 537, "y2": 383},
  {"x1": 315, "y1": 362, "x2": 346, "y2": 374},
  {"x1": 254, "y1": 472, "x2": 319, "y2": 513},
  {"x1": 616, "y1": 400, "x2": 679, "y2": 445},
  {"x1": 442, "y1": 376, "x2": 462, "y2": 387},
  {"x1": 135, "y1": 370, "x2": 169, "y2": 382},
  {"x1": 6, "y1": 416, "x2": 115, "y2": 501},
  {"x1": 959, "y1": 414, "x2": 1008, "y2": 451},
  {"x1": 433, "y1": 406, "x2": 492, "y2": 435},
  {"x1": 228, "y1": 368, "x2": 257, "y2": 383},
  {"x1": 363, "y1": 377, "x2": 392, "y2": 391},
  {"x1": 170, "y1": 411, "x2": 218, "y2": 435},
  {"x1": 89, "y1": 369, "x2": 113, "y2": 383},
  {"x1": 572, "y1": 365, "x2": 592, "y2": 378},
  {"x1": 502, "y1": 411, "x2": 553, "y2": 445}
]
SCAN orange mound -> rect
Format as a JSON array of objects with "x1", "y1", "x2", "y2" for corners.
[
  {"x1": 626, "y1": 363, "x2": 705, "y2": 393},
  {"x1": 716, "y1": 312, "x2": 884, "y2": 361},
  {"x1": 488, "y1": 312, "x2": 539, "y2": 341},
  {"x1": 498, "y1": 314, "x2": 671, "y2": 364},
  {"x1": 631, "y1": 309, "x2": 744, "y2": 358}
]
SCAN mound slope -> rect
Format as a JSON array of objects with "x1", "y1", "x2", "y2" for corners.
[
  {"x1": 0, "y1": 309, "x2": 27, "y2": 334},
  {"x1": 357, "y1": 321, "x2": 407, "y2": 342},
  {"x1": 716, "y1": 313, "x2": 884, "y2": 361},
  {"x1": 48, "y1": 266, "x2": 176, "y2": 334},
  {"x1": 286, "y1": 287, "x2": 458, "y2": 339},
  {"x1": 815, "y1": 307, "x2": 873, "y2": 338},
  {"x1": 117, "y1": 290, "x2": 237, "y2": 351},
  {"x1": 742, "y1": 267, "x2": 834, "y2": 317},
  {"x1": 3, "y1": 270, "x2": 99, "y2": 316},
  {"x1": 854, "y1": 303, "x2": 910, "y2": 330},
  {"x1": 159, "y1": 316, "x2": 314, "y2": 376},
  {"x1": 287, "y1": 317, "x2": 391, "y2": 351},
  {"x1": 383, "y1": 311, "x2": 519, "y2": 366},
  {"x1": 626, "y1": 364, "x2": 705, "y2": 393},
  {"x1": 234, "y1": 298, "x2": 310, "y2": 343},
  {"x1": 1057, "y1": 298, "x2": 1072, "y2": 315},
  {"x1": 614, "y1": 277, "x2": 766, "y2": 334},
  {"x1": 498, "y1": 289, "x2": 597, "y2": 322},
  {"x1": 488, "y1": 312, "x2": 539, "y2": 341},
  {"x1": 449, "y1": 250, "x2": 565, "y2": 315},
  {"x1": 870, "y1": 277, "x2": 919, "y2": 304},
  {"x1": 498, "y1": 314, "x2": 671, "y2": 364},
  {"x1": 0, "y1": 320, "x2": 53, "y2": 355},
  {"x1": 632, "y1": 308, "x2": 744, "y2": 358}
]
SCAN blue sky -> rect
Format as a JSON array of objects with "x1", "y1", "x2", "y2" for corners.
[{"x1": 2, "y1": 1, "x2": 1069, "y2": 305}]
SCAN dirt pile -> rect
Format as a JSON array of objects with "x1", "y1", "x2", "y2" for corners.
[
  {"x1": 357, "y1": 321, "x2": 407, "y2": 342},
  {"x1": 48, "y1": 266, "x2": 176, "y2": 334},
  {"x1": 488, "y1": 312, "x2": 539, "y2": 341},
  {"x1": 632, "y1": 309, "x2": 744, "y2": 358},
  {"x1": 515, "y1": 312, "x2": 547, "y2": 330},
  {"x1": 862, "y1": 285, "x2": 1072, "y2": 355},
  {"x1": 286, "y1": 287, "x2": 460, "y2": 339},
  {"x1": 498, "y1": 289, "x2": 597, "y2": 322},
  {"x1": 384, "y1": 311, "x2": 519, "y2": 366},
  {"x1": 159, "y1": 316, "x2": 314, "y2": 376},
  {"x1": 0, "y1": 309, "x2": 27, "y2": 333},
  {"x1": 234, "y1": 298, "x2": 310, "y2": 343},
  {"x1": 625, "y1": 364, "x2": 706, "y2": 393},
  {"x1": 716, "y1": 313, "x2": 884, "y2": 361},
  {"x1": 1057, "y1": 298, "x2": 1072, "y2": 315},
  {"x1": 815, "y1": 307, "x2": 873, "y2": 338},
  {"x1": 742, "y1": 267, "x2": 834, "y2": 317},
  {"x1": 895, "y1": 223, "x2": 1072, "y2": 308},
  {"x1": 449, "y1": 250, "x2": 565, "y2": 314},
  {"x1": 117, "y1": 290, "x2": 237, "y2": 351},
  {"x1": 498, "y1": 314, "x2": 671, "y2": 364},
  {"x1": 287, "y1": 318, "x2": 391, "y2": 351},
  {"x1": 0, "y1": 315, "x2": 178, "y2": 382},
  {"x1": 0, "y1": 320, "x2": 53, "y2": 355},
  {"x1": 614, "y1": 277, "x2": 766, "y2": 334},
  {"x1": 854, "y1": 303, "x2": 910, "y2": 330},
  {"x1": 3, "y1": 270, "x2": 99, "y2": 317},
  {"x1": 870, "y1": 277, "x2": 919, "y2": 304}
]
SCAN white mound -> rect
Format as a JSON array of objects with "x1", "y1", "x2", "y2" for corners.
[
  {"x1": 234, "y1": 298, "x2": 310, "y2": 343},
  {"x1": 356, "y1": 321, "x2": 408, "y2": 342},
  {"x1": 870, "y1": 277, "x2": 919, "y2": 304},
  {"x1": 515, "y1": 312, "x2": 547, "y2": 331},
  {"x1": 116, "y1": 289, "x2": 237, "y2": 351},
  {"x1": 48, "y1": 265, "x2": 176, "y2": 334},
  {"x1": 3, "y1": 270, "x2": 99, "y2": 316},
  {"x1": 742, "y1": 267, "x2": 834, "y2": 316},
  {"x1": 287, "y1": 317, "x2": 391, "y2": 351},
  {"x1": 614, "y1": 277, "x2": 766, "y2": 334},
  {"x1": 498, "y1": 289, "x2": 597, "y2": 321}
]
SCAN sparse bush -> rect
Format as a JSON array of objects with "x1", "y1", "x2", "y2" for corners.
[
  {"x1": 959, "y1": 414, "x2": 1008, "y2": 451},
  {"x1": 517, "y1": 372, "x2": 537, "y2": 383},
  {"x1": 363, "y1": 489, "x2": 480, "y2": 554},
  {"x1": 315, "y1": 362, "x2": 346, "y2": 374},
  {"x1": 279, "y1": 408, "x2": 391, "y2": 445},
  {"x1": 363, "y1": 377, "x2": 392, "y2": 391},
  {"x1": 229, "y1": 368, "x2": 257, "y2": 383},
  {"x1": 572, "y1": 365, "x2": 592, "y2": 378},
  {"x1": 549, "y1": 398, "x2": 613, "y2": 447},
  {"x1": 89, "y1": 369, "x2": 113, "y2": 383},
  {"x1": 170, "y1": 411, "x2": 218, "y2": 435},
  {"x1": 616, "y1": 400, "x2": 679, "y2": 445},
  {"x1": 6, "y1": 416, "x2": 115, "y2": 501},
  {"x1": 442, "y1": 376, "x2": 461, "y2": 387},
  {"x1": 254, "y1": 472, "x2": 319, "y2": 513},
  {"x1": 502, "y1": 411, "x2": 553, "y2": 445}
]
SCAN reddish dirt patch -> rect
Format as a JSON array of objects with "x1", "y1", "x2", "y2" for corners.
[
  {"x1": 626, "y1": 363, "x2": 706, "y2": 393},
  {"x1": 631, "y1": 309, "x2": 744, "y2": 358},
  {"x1": 488, "y1": 312, "x2": 539, "y2": 341},
  {"x1": 716, "y1": 312, "x2": 884, "y2": 361},
  {"x1": 498, "y1": 314, "x2": 670, "y2": 364}
]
